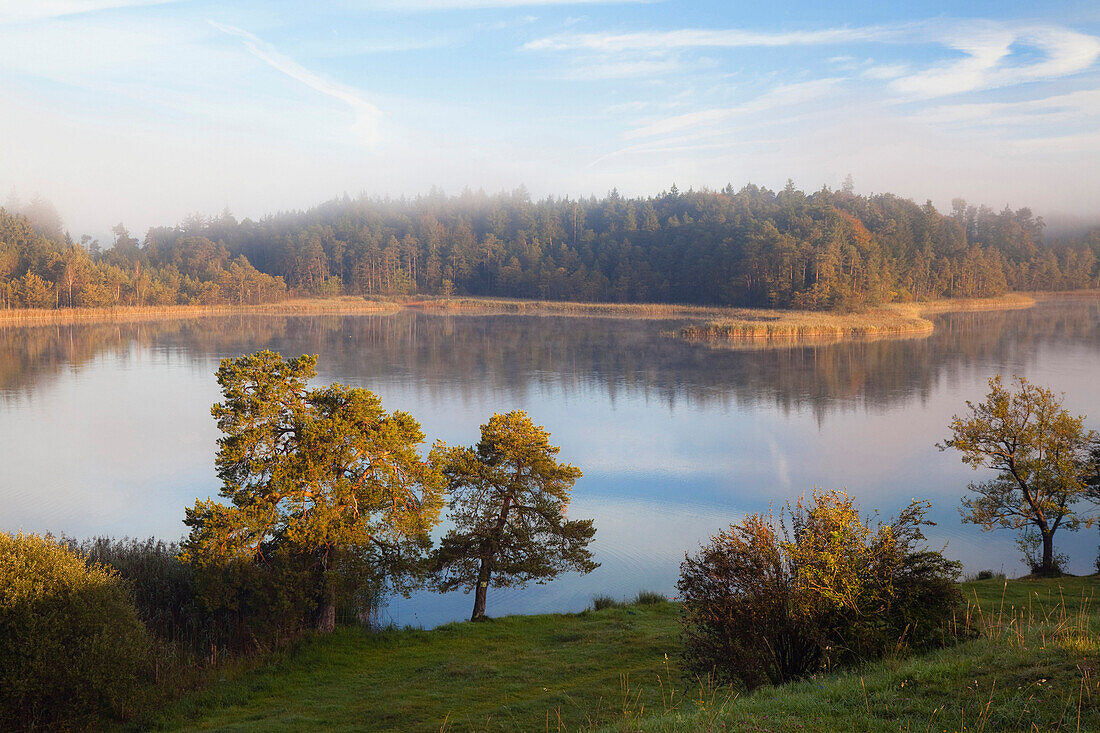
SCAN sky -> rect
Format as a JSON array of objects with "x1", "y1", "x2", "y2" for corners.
[{"x1": 2, "y1": 0, "x2": 1100, "y2": 239}]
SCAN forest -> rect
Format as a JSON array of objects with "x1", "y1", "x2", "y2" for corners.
[{"x1": 2, "y1": 183, "x2": 1099, "y2": 311}]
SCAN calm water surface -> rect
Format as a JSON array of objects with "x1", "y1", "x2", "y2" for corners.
[{"x1": 2, "y1": 300, "x2": 1099, "y2": 627}]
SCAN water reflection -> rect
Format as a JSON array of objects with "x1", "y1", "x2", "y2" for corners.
[
  {"x1": 1, "y1": 300, "x2": 1098, "y2": 626},
  {"x1": 3, "y1": 303, "x2": 1098, "y2": 414}
]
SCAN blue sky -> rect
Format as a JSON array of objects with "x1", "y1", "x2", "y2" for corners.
[{"x1": 2, "y1": 0, "x2": 1099, "y2": 236}]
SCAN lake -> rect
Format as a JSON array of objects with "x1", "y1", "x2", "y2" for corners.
[{"x1": 2, "y1": 299, "x2": 1098, "y2": 627}]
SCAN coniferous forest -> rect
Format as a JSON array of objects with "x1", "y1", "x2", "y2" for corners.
[{"x1": 3, "y1": 183, "x2": 1099, "y2": 312}]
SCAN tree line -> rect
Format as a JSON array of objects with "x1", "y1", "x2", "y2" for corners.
[
  {"x1": 0, "y1": 208, "x2": 286, "y2": 309},
  {"x1": 4, "y1": 183, "x2": 1100, "y2": 311}
]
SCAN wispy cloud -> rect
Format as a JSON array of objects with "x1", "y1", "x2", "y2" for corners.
[
  {"x1": 917, "y1": 89, "x2": 1100, "y2": 129},
  {"x1": 889, "y1": 25, "x2": 1100, "y2": 98},
  {"x1": 0, "y1": 0, "x2": 176, "y2": 23},
  {"x1": 528, "y1": 20, "x2": 1100, "y2": 100},
  {"x1": 624, "y1": 78, "x2": 840, "y2": 139},
  {"x1": 526, "y1": 26, "x2": 887, "y2": 52},
  {"x1": 209, "y1": 21, "x2": 381, "y2": 147}
]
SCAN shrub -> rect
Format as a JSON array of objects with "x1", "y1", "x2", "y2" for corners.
[
  {"x1": 591, "y1": 594, "x2": 623, "y2": 611},
  {"x1": 65, "y1": 536, "x2": 202, "y2": 646},
  {"x1": 66, "y1": 536, "x2": 388, "y2": 667},
  {"x1": 677, "y1": 490, "x2": 961, "y2": 690},
  {"x1": 633, "y1": 589, "x2": 667, "y2": 605},
  {"x1": 0, "y1": 532, "x2": 152, "y2": 730}
]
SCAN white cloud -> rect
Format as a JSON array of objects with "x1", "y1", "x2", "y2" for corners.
[
  {"x1": 862, "y1": 63, "x2": 909, "y2": 80},
  {"x1": 529, "y1": 21, "x2": 1100, "y2": 101},
  {"x1": 209, "y1": 21, "x2": 382, "y2": 147},
  {"x1": 890, "y1": 25, "x2": 1100, "y2": 98}
]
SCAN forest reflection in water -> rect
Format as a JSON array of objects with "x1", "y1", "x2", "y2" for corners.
[
  {"x1": 3, "y1": 300, "x2": 1098, "y2": 413},
  {"x1": 1, "y1": 300, "x2": 1098, "y2": 626}
]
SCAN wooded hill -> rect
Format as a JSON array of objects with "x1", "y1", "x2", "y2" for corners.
[{"x1": 3, "y1": 183, "x2": 1099, "y2": 310}]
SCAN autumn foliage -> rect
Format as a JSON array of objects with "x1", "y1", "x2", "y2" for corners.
[{"x1": 678, "y1": 490, "x2": 961, "y2": 689}]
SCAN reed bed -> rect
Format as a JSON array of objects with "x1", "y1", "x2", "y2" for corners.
[
  {"x1": 678, "y1": 294, "x2": 1035, "y2": 344},
  {"x1": 0, "y1": 292, "x2": 1037, "y2": 332},
  {"x1": 404, "y1": 297, "x2": 735, "y2": 319},
  {"x1": 0, "y1": 297, "x2": 399, "y2": 327}
]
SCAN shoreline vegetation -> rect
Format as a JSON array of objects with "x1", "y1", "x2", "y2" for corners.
[
  {"x1": 676, "y1": 292, "x2": 1037, "y2": 344},
  {"x1": 0, "y1": 296, "x2": 400, "y2": 326},
  {"x1": 0, "y1": 291, "x2": 1059, "y2": 345},
  {"x1": 156, "y1": 575, "x2": 1100, "y2": 732}
]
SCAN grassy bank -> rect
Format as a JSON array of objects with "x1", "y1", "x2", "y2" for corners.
[
  {"x1": 155, "y1": 575, "x2": 1099, "y2": 732},
  {"x1": 156, "y1": 598, "x2": 681, "y2": 732},
  {"x1": 677, "y1": 293, "x2": 1035, "y2": 343}
]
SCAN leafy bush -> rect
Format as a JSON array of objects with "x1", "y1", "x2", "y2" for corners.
[
  {"x1": 677, "y1": 490, "x2": 961, "y2": 690},
  {"x1": 0, "y1": 532, "x2": 152, "y2": 730},
  {"x1": 185, "y1": 549, "x2": 319, "y2": 652}
]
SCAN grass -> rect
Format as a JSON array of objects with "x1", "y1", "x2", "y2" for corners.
[
  {"x1": 154, "y1": 601, "x2": 681, "y2": 732},
  {"x1": 616, "y1": 575, "x2": 1100, "y2": 733},
  {"x1": 153, "y1": 575, "x2": 1100, "y2": 732}
]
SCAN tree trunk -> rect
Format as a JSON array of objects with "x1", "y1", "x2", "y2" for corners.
[
  {"x1": 317, "y1": 573, "x2": 336, "y2": 633},
  {"x1": 471, "y1": 556, "x2": 490, "y2": 621},
  {"x1": 1041, "y1": 530, "x2": 1055, "y2": 576}
]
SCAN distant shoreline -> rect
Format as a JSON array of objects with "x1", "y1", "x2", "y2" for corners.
[{"x1": 0, "y1": 292, "x2": 1075, "y2": 340}]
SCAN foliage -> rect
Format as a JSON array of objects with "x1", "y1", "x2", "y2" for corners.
[
  {"x1": 136, "y1": 187, "x2": 1099, "y2": 307},
  {"x1": 677, "y1": 490, "x2": 961, "y2": 690},
  {"x1": 66, "y1": 537, "x2": 198, "y2": 643},
  {"x1": 65, "y1": 536, "x2": 320, "y2": 662},
  {"x1": 0, "y1": 208, "x2": 287, "y2": 310},
  {"x1": 432, "y1": 411, "x2": 598, "y2": 620},
  {"x1": 0, "y1": 532, "x2": 152, "y2": 730},
  {"x1": 181, "y1": 350, "x2": 444, "y2": 633},
  {"x1": 4, "y1": 184, "x2": 1100, "y2": 312},
  {"x1": 940, "y1": 375, "x2": 1096, "y2": 575}
]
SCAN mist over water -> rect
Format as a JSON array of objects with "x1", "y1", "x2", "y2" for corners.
[{"x1": 1, "y1": 299, "x2": 1099, "y2": 627}]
